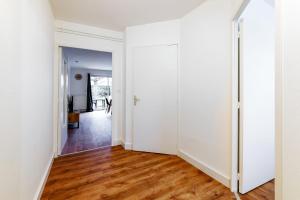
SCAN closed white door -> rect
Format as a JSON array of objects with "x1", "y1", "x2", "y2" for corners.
[
  {"x1": 238, "y1": 0, "x2": 275, "y2": 194},
  {"x1": 132, "y1": 44, "x2": 178, "y2": 155}
]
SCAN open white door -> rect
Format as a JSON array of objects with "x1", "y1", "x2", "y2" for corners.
[
  {"x1": 238, "y1": 0, "x2": 275, "y2": 194},
  {"x1": 132, "y1": 44, "x2": 178, "y2": 155},
  {"x1": 58, "y1": 47, "x2": 69, "y2": 155}
]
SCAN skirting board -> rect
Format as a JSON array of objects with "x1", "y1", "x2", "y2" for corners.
[
  {"x1": 34, "y1": 153, "x2": 55, "y2": 200},
  {"x1": 120, "y1": 140, "x2": 132, "y2": 150},
  {"x1": 112, "y1": 139, "x2": 122, "y2": 146},
  {"x1": 178, "y1": 150, "x2": 231, "y2": 188}
]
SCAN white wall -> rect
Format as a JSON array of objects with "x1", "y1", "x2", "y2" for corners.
[
  {"x1": 69, "y1": 68, "x2": 112, "y2": 111},
  {"x1": 0, "y1": 1, "x2": 22, "y2": 199},
  {"x1": 179, "y1": 0, "x2": 242, "y2": 187},
  {"x1": 277, "y1": 0, "x2": 300, "y2": 199},
  {"x1": 54, "y1": 21, "x2": 124, "y2": 154},
  {"x1": 125, "y1": 20, "x2": 181, "y2": 148},
  {"x1": 0, "y1": 0, "x2": 54, "y2": 199},
  {"x1": 20, "y1": 0, "x2": 54, "y2": 199}
]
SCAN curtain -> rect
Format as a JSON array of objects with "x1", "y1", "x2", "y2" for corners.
[{"x1": 86, "y1": 73, "x2": 93, "y2": 112}]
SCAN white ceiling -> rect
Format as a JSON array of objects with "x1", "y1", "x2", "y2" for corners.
[
  {"x1": 264, "y1": 0, "x2": 275, "y2": 7},
  {"x1": 50, "y1": 0, "x2": 206, "y2": 31},
  {"x1": 63, "y1": 47, "x2": 112, "y2": 70}
]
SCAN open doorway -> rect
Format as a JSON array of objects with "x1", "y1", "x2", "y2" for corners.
[
  {"x1": 60, "y1": 47, "x2": 113, "y2": 155},
  {"x1": 232, "y1": 0, "x2": 275, "y2": 198}
]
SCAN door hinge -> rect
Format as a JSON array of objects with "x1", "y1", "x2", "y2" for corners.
[
  {"x1": 237, "y1": 102, "x2": 241, "y2": 109},
  {"x1": 237, "y1": 173, "x2": 241, "y2": 180},
  {"x1": 133, "y1": 95, "x2": 140, "y2": 106}
]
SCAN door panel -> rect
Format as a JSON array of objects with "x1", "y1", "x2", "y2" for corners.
[
  {"x1": 238, "y1": 1, "x2": 275, "y2": 194},
  {"x1": 132, "y1": 44, "x2": 178, "y2": 155}
]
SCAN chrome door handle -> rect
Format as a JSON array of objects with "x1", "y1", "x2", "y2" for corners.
[{"x1": 134, "y1": 95, "x2": 140, "y2": 106}]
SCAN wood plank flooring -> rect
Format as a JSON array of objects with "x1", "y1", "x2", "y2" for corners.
[
  {"x1": 42, "y1": 146, "x2": 235, "y2": 200},
  {"x1": 62, "y1": 111, "x2": 111, "y2": 155},
  {"x1": 240, "y1": 180, "x2": 274, "y2": 200},
  {"x1": 42, "y1": 146, "x2": 274, "y2": 200}
]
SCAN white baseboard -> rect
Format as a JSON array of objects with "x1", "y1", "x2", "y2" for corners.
[
  {"x1": 120, "y1": 140, "x2": 132, "y2": 150},
  {"x1": 125, "y1": 142, "x2": 132, "y2": 150},
  {"x1": 178, "y1": 150, "x2": 230, "y2": 188},
  {"x1": 34, "y1": 153, "x2": 54, "y2": 200},
  {"x1": 120, "y1": 140, "x2": 125, "y2": 148},
  {"x1": 112, "y1": 139, "x2": 122, "y2": 146}
]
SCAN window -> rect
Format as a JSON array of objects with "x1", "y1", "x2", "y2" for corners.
[{"x1": 91, "y1": 76, "x2": 112, "y2": 109}]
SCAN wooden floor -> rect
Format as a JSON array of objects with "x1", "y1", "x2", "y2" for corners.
[
  {"x1": 42, "y1": 146, "x2": 274, "y2": 200},
  {"x1": 240, "y1": 180, "x2": 274, "y2": 200},
  {"x1": 62, "y1": 111, "x2": 111, "y2": 155}
]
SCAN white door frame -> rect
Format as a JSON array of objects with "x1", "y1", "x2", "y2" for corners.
[
  {"x1": 53, "y1": 28, "x2": 124, "y2": 157},
  {"x1": 56, "y1": 46, "x2": 116, "y2": 155},
  {"x1": 231, "y1": 0, "x2": 250, "y2": 192}
]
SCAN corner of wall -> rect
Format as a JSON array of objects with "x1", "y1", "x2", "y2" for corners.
[
  {"x1": 33, "y1": 153, "x2": 55, "y2": 200},
  {"x1": 178, "y1": 149, "x2": 231, "y2": 188}
]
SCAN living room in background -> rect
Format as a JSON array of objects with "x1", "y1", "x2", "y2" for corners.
[{"x1": 59, "y1": 47, "x2": 113, "y2": 155}]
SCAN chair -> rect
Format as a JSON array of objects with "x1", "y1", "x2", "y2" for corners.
[
  {"x1": 105, "y1": 97, "x2": 112, "y2": 114},
  {"x1": 107, "y1": 99, "x2": 112, "y2": 114}
]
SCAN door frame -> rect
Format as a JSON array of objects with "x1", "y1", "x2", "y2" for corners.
[
  {"x1": 53, "y1": 26, "x2": 124, "y2": 157},
  {"x1": 131, "y1": 44, "x2": 179, "y2": 154},
  {"x1": 56, "y1": 46, "x2": 115, "y2": 155},
  {"x1": 57, "y1": 46, "x2": 115, "y2": 156},
  {"x1": 231, "y1": 0, "x2": 251, "y2": 193}
]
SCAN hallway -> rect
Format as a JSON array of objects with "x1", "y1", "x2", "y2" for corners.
[
  {"x1": 62, "y1": 111, "x2": 112, "y2": 155},
  {"x1": 3, "y1": 1, "x2": 298, "y2": 199}
]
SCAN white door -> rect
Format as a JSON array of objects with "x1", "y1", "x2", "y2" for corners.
[
  {"x1": 132, "y1": 44, "x2": 178, "y2": 155},
  {"x1": 58, "y1": 47, "x2": 69, "y2": 155},
  {"x1": 238, "y1": 0, "x2": 275, "y2": 194}
]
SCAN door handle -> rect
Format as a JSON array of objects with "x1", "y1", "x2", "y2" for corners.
[{"x1": 134, "y1": 95, "x2": 140, "y2": 106}]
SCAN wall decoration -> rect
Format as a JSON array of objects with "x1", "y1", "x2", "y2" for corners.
[{"x1": 75, "y1": 74, "x2": 82, "y2": 80}]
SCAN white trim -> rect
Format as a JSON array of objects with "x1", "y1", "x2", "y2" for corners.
[
  {"x1": 275, "y1": 0, "x2": 283, "y2": 199},
  {"x1": 125, "y1": 142, "x2": 133, "y2": 150},
  {"x1": 34, "y1": 153, "x2": 54, "y2": 200},
  {"x1": 55, "y1": 20, "x2": 124, "y2": 41},
  {"x1": 178, "y1": 150, "x2": 231, "y2": 188},
  {"x1": 112, "y1": 139, "x2": 122, "y2": 146},
  {"x1": 121, "y1": 140, "x2": 133, "y2": 150},
  {"x1": 59, "y1": 145, "x2": 112, "y2": 157},
  {"x1": 56, "y1": 27, "x2": 123, "y2": 43},
  {"x1": 234, "y1": 192, "x2": 242, "y2": 200},
  {"x1": 231, "y1": 20, "x2": 239, "y2": 193},
  {"x1": 120, "y1": 140, "x2": 125, "y2": 148},
  {"x1": 176, "y1": 44, "x2": 181, "y2": 155},
  {"x1": 233, "y1": 0, "x2": 251, "y2": 20},
  {"x1": 231, "y1": 0, "x2": 251, "y2": 193}
]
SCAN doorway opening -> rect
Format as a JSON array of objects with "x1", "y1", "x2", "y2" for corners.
[
  {"x1": 60, "y1": 47, "x2": 113, "y2": 155},
  {"x1": 232, "y1": 0, "x2": 275, "y2": 198}
]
